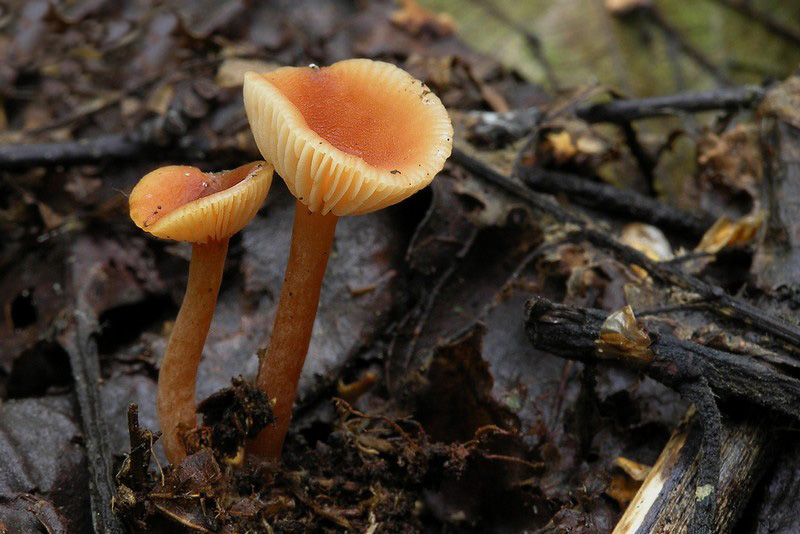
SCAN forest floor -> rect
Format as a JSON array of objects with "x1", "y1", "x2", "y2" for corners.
[{"x1": 2, "y1": 1, "x2": 800, "y2": 533}]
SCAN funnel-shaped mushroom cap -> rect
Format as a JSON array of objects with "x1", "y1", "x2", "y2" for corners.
[
  {"x1": 243, "y1": 59, "x2": 453, "y2": 216},
  {"x1": 129, "y1": 161, "x2": 273, "y2": 243}
]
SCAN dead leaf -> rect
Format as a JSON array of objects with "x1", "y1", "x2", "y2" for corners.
[
  {"x1": 696, "y1": 124, "x2": 761, "y2": 216},
  {"x1": 0, "y1": 396, "x2": 89, "y2": 528},
  {"x1": 545, "y1": 130, "x2": 577, "y2": 164},
  {"x1": 694, "y1": 212, "x2": 764, "y2": 254},
  {"x1": 620, "y1": 224, "x2": 673, "y2": 262},
  {"x1": 0, "y1": 493, "x2": 70, "y2": 534},
  {"x1": 760, "y1": 76, "x2": 800, "y2": 131},
  {"x1": 390, "y1": 0, "x2": 455, "y2": 38},
  {"x1": 596, "y1": 306, "x2": 653, "y2": 364},
  {"x1": 415, "y1": 325, "x2": 517, "y2": 442},
  {"x1": 605, "y1": 471, "x2": 643, "y2": 509},
  {"x1": 605, "y1": 456, "x2": 651, "y2": 508}
]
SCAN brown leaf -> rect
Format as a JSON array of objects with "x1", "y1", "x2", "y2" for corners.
[
  {"x1": 596, "y1": 306, "x2": 653, "y2": 364},
  {"x1": 694, "y1": 212, "x2": 764, "y2": 254},
  {"x1": 620, "y1": 223, "x2": 674, "y2": 262},
  {"x1": 390, "y1": 0, "x2": 455, "y2": 38},
  {"x1": 415, "y1": 325, "x2": 517, "y2": 442},
  {"x1": 0, "y1": 494, "x2": 70, "y2": 534},
  {"x1": 0, "y1": 396, "x2": 89, "y2": 529}
]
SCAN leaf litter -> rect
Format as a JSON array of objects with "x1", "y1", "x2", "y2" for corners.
[{"x1": 2, "y1": 0, "x2": 800, "y2": 532}]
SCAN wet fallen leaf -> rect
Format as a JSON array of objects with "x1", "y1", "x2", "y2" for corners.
[
  {"x1": 415, "y1": 325, "x2": 517, "y2": 442},
  {"x1": 0, "y1": 493, "x2": 70, "y2": 534},
  {"x1": 620, "y1": 223, "x2": 674, "y2": 262},
  {"x1": 605, "y1": 469, "x2": 644, "y2": 509},
  {"x1": 0, "y1": 396, "x2": 91, "y2": 531},
  {"x1": 596, "y1": 305, "x2": 653, "y2": 364},
  {"x1": 694, "y1": 212, "x2": 764, "y2": 254}
]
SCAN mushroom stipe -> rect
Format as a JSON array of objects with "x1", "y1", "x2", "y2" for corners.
[
  {"x1": 129, "y1": 162, "x2": 273, "y2": 463},
  {"x1": 244, "y1": 59, "x2": 453, "y2": 458}
]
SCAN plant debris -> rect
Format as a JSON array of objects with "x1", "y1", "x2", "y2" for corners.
[{"x1": 4, "y1": 1, "x2": 800, "y2": 532}]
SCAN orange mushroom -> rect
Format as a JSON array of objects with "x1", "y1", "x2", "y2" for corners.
[
  {"x1": 243, "y1": 59, "x2": 452, "y2": 458},
  {"x1": 129, "y1": 161, "x2": 273, "y2": 463}
]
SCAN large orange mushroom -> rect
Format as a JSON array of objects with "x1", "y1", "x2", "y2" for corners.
[
  {"x1": 243, "y1": 59, "x2": 452, "y2": 458},
  {"x1": 129, "y1": 161, "x2": 273, "y2": 463}
]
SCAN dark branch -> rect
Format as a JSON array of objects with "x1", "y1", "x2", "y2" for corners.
[
  {"x1": 57, "y1": 310, "x2": 125, "y2": 534},
  {"x1": 0, "y1": 84, "x2": 214, "y2": 169},
  {"x1": 450, "y1": 149, "x2": 800, "y2": 351},
  {"x1": 516, "y1": 165, "x2": 713, "y2": 238},
  {"x1": 523, "y1": 296, "x2": 800, "y2": 421},
  {"x1": 524, "y1": 296, "x2": 793, "y2": 533},
  {"x1": 679, "y1": 380, "x2": 721, "y2": 534},
  {"x1": 576, "y1": 85, "x2": 766, "y2": 123},
  {"x1": 0, "y1": 133, "x2": 139, "y2": 168}
]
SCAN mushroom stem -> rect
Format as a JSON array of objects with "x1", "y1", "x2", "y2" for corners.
[
  {"x1": 157, "y1": 238, "x2": 229, "y2": 464},
  {"x1": 251, "y1": 199, "x2": 339, "y2": 458}
]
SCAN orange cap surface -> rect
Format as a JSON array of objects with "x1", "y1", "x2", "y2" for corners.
[
  {"x1": 129, "y1": 161, "x2": 273, "y2": 243},
  {"x1": 243, "y1": 59, "x2": 453, "y2": 216}
]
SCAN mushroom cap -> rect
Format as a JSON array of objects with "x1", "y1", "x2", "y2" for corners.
[
  {"x1": 243, "y1": 59, "x2": 453, "y2": 216},
  {"x1": 129, "y1": 161, "x2": 273, "y2": 243}
]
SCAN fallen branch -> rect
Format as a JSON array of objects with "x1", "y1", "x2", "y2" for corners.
[
  {"x1": 524, "y1": 296, "x2": 797, "y2": 533},
  {"x1": 613, "y1": 410, "x2": 777, "y2": 534},
  {"x1": 619, "y1": 74, "x2": 799, "y2": 534},
  {"x1": 0, "y1": 132, "x2": 142, "y2": 168},
  {"x1": 0, "y1": 83, "x2": 215, "y2": 169},
  {"x1": 516, "y1": 164, "x2": 713, "y2": 238},
  {"x1": 450, "y1": 148, "x2": 800, "y2": 350},
  {"x1": 524, "y1": 297, "x2": 800, "y2": 421},
  {"x1": 576, "y1": 85, "x2": 766, "y2": 123},
  {"x1": 57, "y1": 309, "x2": 125, "y2": 534}
]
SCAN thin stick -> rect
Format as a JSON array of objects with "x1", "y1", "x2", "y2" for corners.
[
  {"x1": 251, "y1": 200, "x2": 339, "y2": 459},
  {"x1": 450, "y1": 149, "x2": 800, "y2": 349},
  {"x1": 157, "y1": 238, "x2": 228, "y2": 464},
  {"x1": 576, "y1": 85, "x2": 765, "y2": 123}
]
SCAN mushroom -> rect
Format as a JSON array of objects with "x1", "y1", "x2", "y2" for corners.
[
  {"x1": 129, "y1": 161, "x2": 273, "y2": 463},
  {"x1": 243, "y1": 59, "x2": 453, "y2": 458}
]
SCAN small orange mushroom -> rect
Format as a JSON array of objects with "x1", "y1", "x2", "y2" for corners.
[
  {"x1": 243, "y1": 59, "x2": 452, "y2": 458},
  {"x1": 129, "y1": 161, "x2": 273, "y2": 463}
]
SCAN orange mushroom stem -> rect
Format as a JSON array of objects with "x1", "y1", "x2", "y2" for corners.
[
  {"x1": 251, "y1": 204, "x2": 338, "y2": 457},
  {"x1": 158, "y1": 237, "x2": 228, "y2": 463},
  {"x1": 129, "y1": 162, "x2": 273, "y2": 463},
  {"x1": 244, "y1": 59, "x2": 453, "y2": 458}
]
